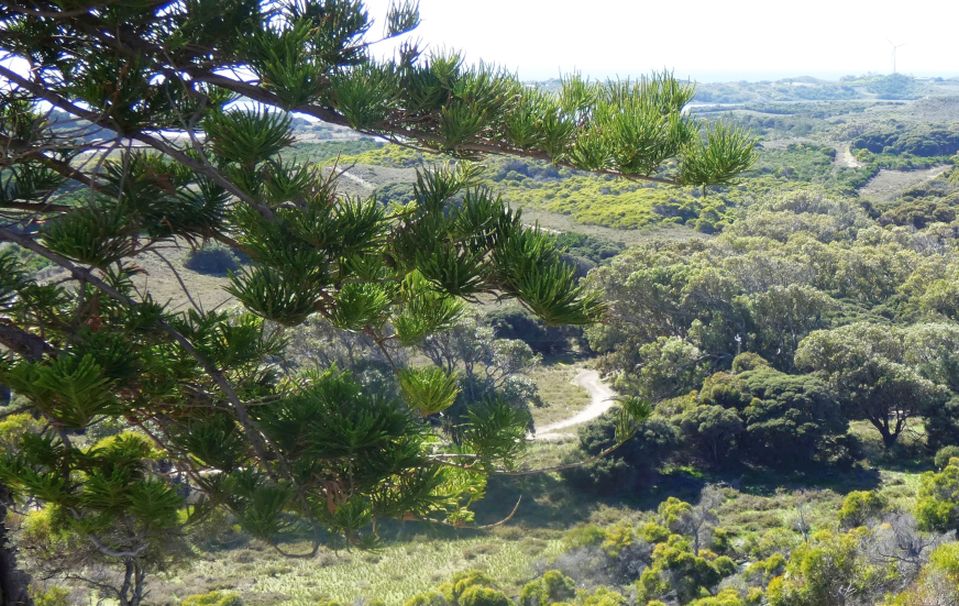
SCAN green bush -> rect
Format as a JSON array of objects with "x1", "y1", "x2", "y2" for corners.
[
  {"x1": 635, "y1": 534, "x2": 730, "y2": 604},
  {"x1": 180, "y1": 591, "x2": 243, "y2": 606},
  {"x1": 884, "y1": 541, "x2": 959, "y2": 605},
  {"x1": 730, "y1": 352, "x2": 769, "y2": 373},
  {"x1": 916, "y1": 459, "x2": 959, "y2": 532},
  {"x1": 459, "y1": 586, "x2": 513, "y2": 606},
  {"x1": 924, "y1": 397, "x2": 959, "y2": 453},
  {"x1": 688, "y1": 589, "x2": 745, "y2": 606},
  {"x1": 550, "y1": 232, "x2": 624, "y2": 264},
  {"x1": 438, "y1": 571, "x2": 497, "y2": 605},
  {"x1": 864, "y1": 74, "x2": 920, "y2": 100},
  {"x1": 928, "y1": 542, "x2": 959, "y2": 585},
  {"x1": 183, "y1": 244, "x2": 245, "y2": 276},
  {"x1": 853, "y1": 123, "x2": 959, "y2": 156},
  {"x1": 879, "y1": 198, "x2": 956, "y2": 229},
  {"x1": 579, "y1": 587, "x2": 626, "y2": 606},
  {"x1": 0, "y1": 412, "x2": 43, "y2": 453},
  {"x1": 934, "y1": 445, "x2": 959, "y2": 469},
  {"x1": 695, "y1": 366, "x2": 850, "y2": 469},
  {"x1": 519, "y1": 570, "x2": 575, "y2": 606},
  {"x1": 287, "y1": 139, "x2": 381, "y2": 163},
  {"x1": 338, "y1": 143, "x2": 430, "y2": 168},
  {"x1": 487, "y1": 306, "x2": 582, "y2": 356},
  {"x1": 404, "y1": 591, "x2": 449, "y2": 606},
  {"x1": 563, "y1": 524, "x2": 605, "y2": 550},
  {"x1": 30, "y1": 585, "x2": 70, "y2": 606},
  {"x1": 837, "y1": 490, "x2": 887, "y2": 529},
  {"x1": 560, "y1": 411, "x2": 677, "y2": 496},
  {"x1": 766, "y1": 529, "x2": 889, "y2": 606}
]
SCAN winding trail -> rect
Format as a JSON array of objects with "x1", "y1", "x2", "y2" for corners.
[{"x1": 532, "y1": 369, "x2": 617, "y2": 441}]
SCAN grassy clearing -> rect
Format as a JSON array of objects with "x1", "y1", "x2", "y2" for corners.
[
  {"x1": 156, "y1": 531, "x2": 566, "y2": 606},
  {"x1": 518, "y1": 207, "x2": 704, "y2": 246},
  {"x1": 528, "y1": 364, "x2": 591, "y2": 429},
  {"x1": 152, "y1": 468, "x2": 636, "y2": 605},
  {"x1": 517, "y1": 439, "x2": 579, "y2": 469},
  {"x1": 857, "y1": 164, "x2": 952, "y2": 201},
  {"x1": 36, "y1": 240, "x2": 236, "y2": 314}
]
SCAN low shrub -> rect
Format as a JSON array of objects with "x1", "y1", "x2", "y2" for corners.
[
  {"x1": 837, "y1": 490, "x2": 888, "y2": 529},
  {"x1": 934, "y1": 445, "x2": 959, "y2": 469},
  {"x1": 184, "y1": 244, "x2": 245, "y2": 276},
  {"x1": 180, "y1": 591, "x2": 243, "y2": 606}
]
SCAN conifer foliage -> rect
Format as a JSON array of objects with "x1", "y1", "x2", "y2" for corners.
[{"x1": 0, "y1": 1, "x2": 753, "y2": 603}]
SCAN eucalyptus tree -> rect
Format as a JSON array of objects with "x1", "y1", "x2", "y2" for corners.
[
  {"x1": 0, "y1": 1, "x2": 754, "y2": 603},
  {"x1": 795, "y1": 323, "x2": 947, "y2": 449}
]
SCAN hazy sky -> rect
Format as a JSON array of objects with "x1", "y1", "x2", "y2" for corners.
[{"x1": 365, "y1": 0, "x2": 959, "y2": 81}]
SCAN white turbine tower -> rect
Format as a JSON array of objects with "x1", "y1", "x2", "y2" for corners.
[{"x1": 887, "y1": 39, "x2": 906, "y2": 74}]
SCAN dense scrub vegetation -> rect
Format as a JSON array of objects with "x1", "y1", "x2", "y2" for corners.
[
  {"x1": 587, "y1": 187, "x2": 959, "y2": 454},
  {"x1": 10, "y1": 97, "x2": 959, "y2": 603},
  {"x1": 338, "y1": 144, "x2": 842, "y2": 233},
  {"x1": 398, "y1": 476, "x2": 959, "y2": 606},
  {"x1": 852, "y1": 124, "x2": 959, "y2": 157}
]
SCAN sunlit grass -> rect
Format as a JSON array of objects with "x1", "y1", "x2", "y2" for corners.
[
  {"x1": 528, "y1": 363, "x2": 590, "y2": 429},
  {"x1": 159, "y1": 532, "x2": 565, "y2": 605}
]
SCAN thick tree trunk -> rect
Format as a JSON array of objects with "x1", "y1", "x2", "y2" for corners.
[
  {"x1": 0, "y1": 485, "x2": 33, "y2": 606},
  {"x1": 878, "y1": 424, "x2": 899, "y2": 449},
  {"x1": 118, "y1": 560, "x2": 146, "y2": 606},
  {"x1": 870, "y1": 413, "x2": 900, "y2": 450}
]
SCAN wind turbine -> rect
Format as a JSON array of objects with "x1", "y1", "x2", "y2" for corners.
[{"x1": 887, "y1": 39, "x2": 906, "y2": 74}]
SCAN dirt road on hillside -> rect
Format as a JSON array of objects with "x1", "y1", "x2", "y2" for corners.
[{"x1": 835, "y1": 145, "x2": 862, "y2": 168}]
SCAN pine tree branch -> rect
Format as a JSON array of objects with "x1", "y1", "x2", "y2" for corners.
[
  {"x1": 0, "y1": 405, "x2": 32, "y2": 420},
  {"x1": 0, "y1": 201, "x2": 71, "y2": 213},
  {"x1": 88, "y1": 536, "x2": 149, "y2": 559},
  {"x1": 270, "y1": 541, "x2": 321, "y2": 559},
  {"x1": 0, "y1": 227, "x2": 284, "y2": 483},
  {"x1": 21, "y1": 24, "x2": 684, "y2": 187},
  {"x1": 0, "y1": 229, "x2": 329, "y2": 540},
  {"x1": 34, "y1": 153, "x2": 105, "y2": 190},
  {"x1": 4, "y1": 2, "x2": 134, "y2": 19},
  {"x1": 369, "y1": 132, "x2": 682, "y2": 186},
  {"x1": 0, "y1": 65, "x2": 274, "y2": 218},
  {"x1": 0, "y1": 320, "x2": 54, "y2": 361}
]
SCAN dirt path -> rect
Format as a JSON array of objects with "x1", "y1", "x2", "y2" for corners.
[
  {"x1": 335, "y1": 168, "x2": 377, "y2": 190},
  {"x1": 532, "y1": 369, "x2": 616, "y2": 441},
  {"x1": 835, "y1": 145, "x2": 861, "y2": 168}
]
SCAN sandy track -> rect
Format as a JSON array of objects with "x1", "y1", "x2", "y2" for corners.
[
  {"x1": 835, "y1": 145, "x2": 862, "y2": 168},
  {"x1": 532, "y1": 369, "x2": 616, "y2": 441}
]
